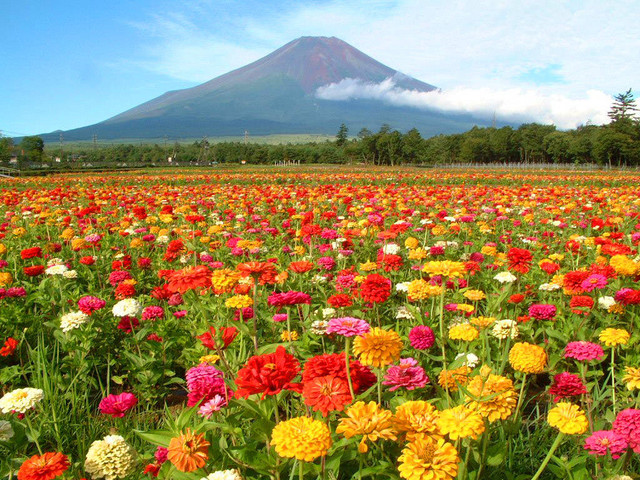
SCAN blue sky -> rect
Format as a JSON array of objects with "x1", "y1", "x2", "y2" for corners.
[{"x1": 1, "y1": 0, "x2": 638, "y2": 136}]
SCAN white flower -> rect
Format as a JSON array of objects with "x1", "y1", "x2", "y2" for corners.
[
  {"x1": 598, "y1": 296, "x2": 616, "y2": 310},
  {"x1": 0, "y1": 388, "x2": 44, "y2": 414},
  {"x1": 0, "y1": 420, "x2": 14, "y2": 441},
  {"x1": 63, "y1": 269, "x2": 78, "y2": 279},
  {"x1": 539, "y1": 283, "x2": 561, "y2": 291},
  {"x1": 455, "y1": 352, "x2": 479, "y2": 368},
  {"x1": 47, "y1": 257, "x2": 64, "y2": 267},
  {"x1": 395, "y1": 282, "x2": 410, "y2": 293},
  {"x1": 179, "y1": 254, "x2": 191, "y2": 264},
  {"x1": 201, "y1": 470, "x2": 243, "y2": 480},
  {"x1": 84, "y1": 435, "x2": 136, "y2": 480},
  {"x1": 396, "y1": 306, "x2": 413, "y2": 319},
  {"x1": 382, "y1": 243, "x2": 400, "y2": 255},
  {"x1": 112, "y1": 299, "x2": 142, "y2": 318},
  {"x1": 493, "y1": 271, "x2": 517, "y2": 283},
  {"x1": 156, "y1": 235, "x2": 169, "y2": 244},
  {"x1": 60, "y1": 310, "x2": 89, "y2": 332},
  {"x1": 312, "y1": 274, "x2": 328, "y2": 284},
  {"x1": 45, "y1": 264, "x2": 68, "y2": 276},
  {"x1": 491, "y1": 320, "x2": 519, "y2": 340},
  {"x1": 321, "y1": 308, "x2": 336, "y2": 319},
  {"x1": 310, "y1": 320, "x2": 329, "y2": 335}
]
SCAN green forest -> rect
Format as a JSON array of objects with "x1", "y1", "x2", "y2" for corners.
[{"x1": 2, "y1": 90, "x2": 639, "y2": 170}]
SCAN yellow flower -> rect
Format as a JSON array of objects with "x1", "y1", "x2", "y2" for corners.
[
  {"x1": 623, "y1": 367, "x2": 640, "y2": 390},
  {"x1": 211, "y1": 269, "x2": 241, "y2": 293},
  {"x1": 481, "y1": 245, "x2": 497, "y2": 257},
  {"x1": 437, "y1": 405, "x2": 485, "y2": 440},
  {"x1": 547, "y1": 402, "x2": 588, "y2": 435},
  {"x1": 394, "y1": 401, "x2": 442, "y2": 442},
  {"x1": 0, "y1": 243, "x2": 6, "y2": 255},
  {"x1": 336, "y1": 401, "x2": 396, "y2": 453},
  {"x1": 0, "y1": 272, "x2": 13, "y2": 287},
  {"x1": 271, "y1": 416, "x2": 332, "y2": 462},
  {"x1": 610, "y1": 255, "x2": 639, "y2": 277},
  {"x1": 292, "y1": 245, "x2": 306, "y2": 256},
  {"x1": 508, "y1": 342, "x2": 547, "y2": 374},
  {"x1": 199, "y1": 354, "x2": 220, "y2": 365},
  {"x1": 405, "y1": 237, "x2": 420, "y2": 249},
  {"x1": 408, "y1": 248, "x2": 428, "y2": 260},
  {"x1": 281, "y1": 330, "x2": 299, "y2": 342},
  {"x1": 407, "y1": 279, "x2": 443, "y2": 301},
  {"x1": 359, "y1": 261, "x2": 378, "y2": 272},
  {"x1": 353, "y1": 327, "x2": 403, "y2": 368},
  {"x1": 129, "y1": 238, "x2": 143, "y2": 249},
  {"x1": 463, "y1": 290, "x2": 485, "y2": 301},
  {"x1": 224, "y1": 295, "x2": 253, "y2": 309},
  {"x1": 465, "y1": 369, "x2": 518, "y2": 423},
  {"x1": 437, "y1": 367, "x2": 471, "y2": 392},
  {"x1": 470, "y1": 316, "x2": 495, "y2": 329},
  {"x1": 422, "y1": 261, "x2": 466, "y2": 278},
  {"x1": 397, "y1": 437, "x2": 459, "y2": 480},
  {"x1": 60, "y1": 228, "x2": 75, "y2": 241},
  {"x1": 599, "y1": 328, "x2": 630, "y2": 347},
  {"x1": 456, "y1": 304, "x2": 475, "y2": 314},
  {"x1": 448, "y1": 324, "x2": 479, "y2": 342},
  {"x1": 12, "y1": 227, "x2": 26, "y2": 237},
  {"x1": 431, "y1": 225, "x2": 447, "y2": 236}
]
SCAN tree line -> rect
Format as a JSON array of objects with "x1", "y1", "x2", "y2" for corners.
[{"x1": 2, "y1": 90, "x2": 639, "y2": 169}]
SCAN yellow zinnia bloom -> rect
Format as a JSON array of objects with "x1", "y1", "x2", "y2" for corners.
[
  {"x1": 0, "y1": 272, "x2": 13, "y2": 287},
  {"x1": 465, "y1": 369, "x2": 518, "y2": 423},
  {"x1": 599, "y1": 328, "x2": 630, "y2": 347},
  {"x1": 423, "y1": 261, "x2": 466, "y2": 278},
  {"x1": 394, "y1": 401, "x2": 442, "y2": 442},
  {"x1": 470, "y1": 316, "x2": 495, "y2": 329},
  {"x1": 437, "y1": 405, "x2": 485, "y2": 440},
  {"x1": 438, "y1": 367, "x2": 471, "y2": 392},
  {"x1": 353, "y1": 327, "x2": 403, "y2": 368},
  {"x1": 271, "y1": 416, "x2": 332, "y2": 461},
  {"x1": 407, "y1": 279, "x2": 443, "y2": 301},
  {"x1": 623, "y1": 367, "x2": 640, "y2": 391},
  {"x1": 224, "y1": 295, "x2": 253, "y2": 309},
  {"x1": 547, "y1": 402, "x2": 588, "y2": 435},
  {"x1": 508, "y1": 342, "x2": 547, "y2": 374},
  {"x1": 405, "y1": 237, "x2": 420, "y2": 249},
  {"x1": 448, "y1": 324, "x2": 479, "y2": 342},
  {"x1": 336, "y1": 401, "x2": 396, "y2": 453},
  {"x1": 463, "y1": 290, "x2": 485, "y2": 301},
  {"x1": 397, "y1": 437, "x2": 459, "y2": 480}
]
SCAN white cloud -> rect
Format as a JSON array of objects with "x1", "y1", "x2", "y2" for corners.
[{"x1": 316, "y1": 77, "x2": 612, "y2": 129}]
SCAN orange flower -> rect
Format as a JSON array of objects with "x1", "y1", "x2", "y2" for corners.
[
  {"x1": 289, "y1": 261, "x2": 315, "y2": 274},
  {"x1": 167, "y1": 428, "x2": 210, "y2": 472},
  {"x1": 166, "y1": 265, "x2": 212, "y2": 293},
  {"x1": 17, "y1": 452, "x2": 69, "y2": 480}
]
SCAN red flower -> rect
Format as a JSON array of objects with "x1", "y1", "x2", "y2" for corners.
[
  {"x1": 563, "y1": 270, "x2": 590, "y2": 294},
  {"x1": 117, "y1": 316, "x2": 139, "y2": 333},
  {"x1": 234, "y1": 346, "x2": 301, "y2": 399},
  {"x1": 267, "y1": 291, "x2": 311, "y2": 307},
  {"x1": 289, "y1": 261, "x2": 315, "y2": 274},
  {"x1": 79, "y1": 256, "x2": 95, "y2": 266},
  {"x1": 23, "y1": 265, "x2": 45, "y2": 277},
  {"x1": 115, "y1": 282, "x2": 136, "y2": 299},
  {"x1": 0, "y1": 337, "x2": 18, "y2": 356},
  {"x1": 359, "y1": 273, "x2": 391, "y2": 304},
  {"x1": 303, "y1": 375, "x2": 352, "y2": 416},
  {"x1": 548, "y1": 372, "x2": 586, "y2": 402},
  {"x1": 507, "y1": 248, "x2": 533, "y2": 274},
  {"x1": 17, "y1": 452, "x2": 69, "y2": 480},
  {"x1": 20, "y1": 247, "x2": 42, "y2": 260},
  {"x1": 327, "y1": 293, "x2": 353, "y2": 308},
  {"x1": 198, "y1": 326, "x2": 238, "y2": 350},
  {"x1": 508, "y1": 294, "x2": 525, "y2": 304},
  {"x1": 570, "y1": 295, "x2": 594, "y2": 314},
  {"x1": 302, "y1": 353, "x2": 376, "y2": 394}
]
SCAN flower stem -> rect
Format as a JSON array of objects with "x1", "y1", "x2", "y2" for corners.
[
  {"x1": 24, "y1": 414, "x2": 43, "y2": 455},
  {"x1": 531, "y1": 432, "x2": 564, "y2": 480},
  {"x1": 611, "y1": 347, "x2": 617, "y2": 415},
  {"x1": 345, "y1": 337, "x2": 356, "y2": 401},
  {"x1": 299, "y1": 460, "x2": 304, "y2": 480}
]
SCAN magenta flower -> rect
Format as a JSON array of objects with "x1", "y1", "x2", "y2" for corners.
[
  {"x1": 108, "y1": 270, "x2": 132, "y2": 287},
  {"x1": 613, "y1": 408, "x2": 640, "y2": 453},
  {"x1": 326, "y1": 317, "x2": 371, "y2": 337},
  {"x1": 564, "y1": 341, "x2": 605, "y2": 362},
  {"x1": 154, "y1": 446, "x2": 168, "y2": 464},
  {"x1": 317, "y1": 256, "x2": 336, "y2": 271},
  {"x1": 528, "y1": 304, "x2": 557, "y2": 321},
  {"x1": 142, "y1": 305, "x2": 164, "y2": 321},
  {"x1": 78, "y1": 295, "x2": 106, "y2": 315},
  {"x1": 584, "y1": 430, "x2": 628, "y2": 458},
  {"x1": 409, "y1": 325, "x2": 435, "y2": 350},
  {"x1": 580, "y1": 274, "x2": 607, "y2": 292},
  {"x1": 267, "y1": 291, "x2": 312, "y2": 307},
  {"x1": 548, "y1": 372, "x2": 587, "y2": 402},
  {"x1": 186, "y1": 364, "x2": 232, "y2": 407},
  {"x1": 273, "y1": 313, "x2": 288, "y2": 323},
  {"x1": 98, "y1": 392, "x2": 138, "y2": 417},
  {"x1": 382, "y1": 358, "x2": 429, "y2": 391}
]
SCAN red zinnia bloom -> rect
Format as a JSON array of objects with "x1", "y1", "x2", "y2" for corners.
[
  {"x1": 79, "y1": 256, "x2": 95, "y2": 266},
  {"x1": 507, "y1": 248, "x2": 533, "y2": 274},
  {"x1": 0, "y1": 337, "x2": 18, "y2": 356},
  {"x1": 548, "y1": 372, "x2": 587, "y2": 402},
  {"x1": 303, "y1": 375, "x2": 352, "y2": 416},
  {"x1": 359, "y1": 273, "x2": 391, "y2": 304},
  {"x1": 23, "y1": 265, "x2": 45, "y2": 277},
  {"x1": 288, "y1": 261, "x2": 315, "y2": 274},
  {"x1": 234, "y1": 346, "x2": 301, "y2": 399},
  {"x1": 570, "y1": 295, "x2": 594, "y2": 314},
  {"x1": 327, "y1": 293, "x2": 353, "y2": 308},
  {"x1": 198, "y1": 326, "x2": 238, "y2": 350},
  {"x1": 166, "y1": 265, "x2": 212, "y2": 293},
  {"x1": 20, "y1": 247, "x2": 42, "y2": 260},
  {"x1": 563, "y1": 270, "x2": 590, "y2": 294},
  {"x1": 267, "y1": 291, "x2": 311, "y2": 307},
  {"x1": 17, "y1": 452, "x2": 69, "y2": 480},
  {"x1": 302, "y1": 353, "x2": 376, "y2": 394},
  {"x1": 508, "y1": 294, "x2": 525, "y2": 304},
  {"x1": 115, "y1": 282, "x2": 136, "y2": 299}
]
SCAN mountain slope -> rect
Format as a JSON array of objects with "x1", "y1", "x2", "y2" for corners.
[{"x1": 41, "y1": 36, "x2": 489, "y2": 141}]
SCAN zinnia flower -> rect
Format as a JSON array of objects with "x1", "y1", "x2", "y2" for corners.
[
  {"x1": 448, "y1": 324, "x2": 479, "y2": 342},
  {"x1": 0, "y1": 388, "x2": 44, "y2": 414},
  {"x1": 394, "y1": 400, "x2": 442, "y2": 442},
  {"x1": 353, "y1": 327, "x2": 403, "y2": 368},
  {"x1": 234, "y1": 346, "x2": 301, "y2": 399},
  {"x1": 564, "y1": 341, "x2": 604, "y2": 362},
  {"x1": 84, "y1": 435, "x2": 136, "y2": 479},
  {"x1": 201, "y1": 470, "x2": 243, "y2": 480},
  {"x1": 359, "y1": 273, "x2": 391, "y2": 303},
  {"x1": 584, "y1": 430, "x2": 628, "y2": 458},
  {"x1": 612, "y1": 408, "x2": 640, "y2": 453},
  {"x1": 622, "y1": 367, "x2": 640, "y2": 390},
  {"x1": 508, "y1": 342, "x2": 547, "y2": 374},
  {"x1": 98, "y1": 393, "x2": 138, "y2": 418},
  {"x1": 408, "y1": 325, "x2": 435, "y2": 350},
  {"x1": 0, "y1": 337, "x2": 19, "y2": 356},
  {"x1": 437, "y1": 405, "x2": 485, "y2": 440},
  {"x1": 112, "y1": 298, "x2": 142, "y2": 318},
  {"x1": 528, "y1": 304, "x2": 557, "y2": 321},
  {"x1": 336, "y1": 401, "x2": 397, "y2": 453},
  {"x1": 167, "y1": 429, "x2": 210, "y2": 472},
  {"x1": 17, "y1": 452, "x2": 69, "y2": 480},
  {"x1": 326, "y1": 317, "x2": 370, "y2": 337},
  {"x1": 507, "y1": 248, "x2": 533, "y2": 274},
  {"x1": 548, "y1": 372, "x2": 587, "y2": 402},
  {"x1": 383, "y1": 358, "x2": 429, "y2": 391},
  {"x1": 302, "y1": 353, "x2": 376, "y2": 394},
  {"x1": 548, "y1": 402, "x2": 589, "y2": 435},
  {"x1": 397, "y1": 436, "x2": 459, "y2": 480},
  {"x1": 302, "y1": 375, "x2": 352, "y2": 416},
  {"x1": 271, "y1": 416, "x2": 332, "y2": 461},
  {"x1": 465, "y1": 369, "x2": 517, "y2": 423},
  {"x1": 599, "y1": 328, "x2": 630, "y2": 347}
]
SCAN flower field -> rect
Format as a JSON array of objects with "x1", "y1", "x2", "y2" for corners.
[{"x1": 1, "y1": 167, "x2": 640, "y2": 480}]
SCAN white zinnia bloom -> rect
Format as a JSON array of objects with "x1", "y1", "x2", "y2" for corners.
[
  {"x1": 156, "y1": 235, "x2": 169, "y2": 244},
  {"x1": 539, "y1": 283, "x2": 561, "y2": 291},
  {"x1": 395, "y1": 282, "x2": 410, "y2": 293},
  {"x1": 598, "y1": 296, "x2": 616, "y2": 310},
  {"x1": 112, "y1": 299, "x2": 142, "y2": 318},
  {"x1": 201, "y1": 469, "x2": 243, "y2": 480},
  {"x1": 310, "y1": 320, "x2": 329, "y2": 335},
  {"x1": 455, "y1": 352, "x2": 479, "y2": 368},
  {"x1": 396, "y1": 306, "x2": 413, "y2": 319},
  {"x1": 382, "y1": 243, "x2": 400, "y2": 255},
  {"x1": 84, "y1": 435, "x2": 136, "y2": 480},
  {"x1": 60, "y1": 310, "x2": 89, "y2": 332},
  {"x1": 0, "y1": 388, "x2": 44, "y2": 414},
  {"x1": 491, "y1": 319, "x2": 519, "y2": 340},
  {"x1": 321, "y1": 308, "x2": 336, "y2": 319},
  {"x1": 493, "y1": 271, "x2": 517, "y2": 283},
  {"x1": 45, "y1": 264, "x2": 68, "y2": 276},
  {"x1": 63, "y1": 269, "x2": 78, "y2": 279}
]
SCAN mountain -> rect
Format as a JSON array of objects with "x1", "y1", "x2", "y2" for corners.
[{"x1": 40, "y1": 36, "x2": 491, "y2": 141}]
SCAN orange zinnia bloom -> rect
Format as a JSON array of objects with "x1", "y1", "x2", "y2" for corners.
[
  {"x1": 303, "y1": 375, "x2": 352, "y2": 416},
  {"x1": 17, "y1": 452, "x2": 69, "y2": 480},
  {"x1": 167, "y1": 428, "x2": 210, "y2": 472},
  {"x1": 166, "y1": 266, "x2": 212, "y2": 293},
  {"x1": 288, "y1": 261, "x2": 315, "y2": 274}
]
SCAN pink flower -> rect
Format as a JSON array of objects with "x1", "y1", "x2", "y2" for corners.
[
  {"x1": 564, "y1": 341, "x2": 605, "y2": 362},
  {"x1": 382, "y1": 358, "x2": 429, "y2": 391},
  {"x1": 580, "y1": 274, "x2": 607, "y2": 292},
  {"x1": 108, "y1": 270, "x2": 132, "y2": 286},
  {"x1": 528, "y1": 304, "x2": 557, "y2": 321},
  {"x1": 78, "y1": 296, "x2": 106, "y2": 315},
  {"x1": 273, "y1": 313, "x2": 288, "y2": 323},
  {"x1": 408, "y1": 325, "x2": 435, "y2": 350},
  {"x1": 317, "y1": 256, "x2": 336, "y2": 271},
  {"x1": 142, "y1": 306, "x2": 164, "y2": 321},
  {"x1": 154, "y1": 446, "x2": 168, "y2": 464},
  {"x1": 198, "y1": 395, "x2": 227, "y2": 418},
  {"x1": 267, "y1": 291, "x2": 312, "y2": 307},
  {"x1": 186, "y1": 364, "x2": 232, "y2": 407},
  {"x1": 613, "y1": 408, "x2": 640, "y2": 453},
  {"x1": 99, "y1": 392, "x2": 138, "y2": 417},
  {"x1": 173, "y1": 310, "x2": 187, "y2": 318},
  {"x1": 326, "y1": 317, "x2": 371, "y2": 337},
  {"x1": 584, "y1": 430, "x2": 628, "y2": 458}
]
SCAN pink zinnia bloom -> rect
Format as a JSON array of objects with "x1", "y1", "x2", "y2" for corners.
[
  {"x1": 273, "y1": 313, "x2": 288, "y2": 322},
  {"x1": 326, "y1": 317, "x2": 371, "y2": 337},
  {"x1": 154, "y1": 446, "x2": 168, "y2": 464},
  {"x1": 267, "y1": 291, "x2": 312, "y2": 307},
  {"x1": 85, "y1": 234, "x2": 102, "y2": 244},
  {"x1": 528, "y1": 304, "x2": 557, "y2": 321},
  {"x1": 173, "y1": 310, "x2": 187, "y2": 318},
  {"x1": 564, "y1": 341, "x2": 604, "y2": 362},
  {"x1": 186, "y1": 364, "x2": 232, "y2": 407},
  {"x1": 580, "y1": 274, "x2": 607, "y2": 292},
  {"x1": 78, "y1": 295, "x2": 106, "y2": 315},
  {"x1": 99, "y1": 392, "x2": 138, "y2": 417},
  {"x1": 444, "y1": 303, "x2": 458, "y2": 312},
  {"x1": 382, "y1": 358, "x2": 429, "y2": 391},
  {"x1": 109, "y1": 270, "x2": 132, "y2": 287},
  {"x1": 142, "y1": 305, "x2": 164, "y2": 321},
  {"x1": 584, "y1": 430, "x2": 628, "y2": 458},
  {"x1": 234, "y1": 307, "x2": 254, "y2": 321},
  {"x1": 317, "y1": 256, "x2": 336, "y2": 271},
  {"x1": 548, "y1": 372, "x2": 587, "y2": 402},
  {"x1": 198, "y1": 395, "x2": 227, "y2": 418},
  {"x1": 613, "y1": 408, "x2": 640, "y2": 453},
  {"x1": 409, "y1": 325, "x2": 435, "y2": 350}
]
